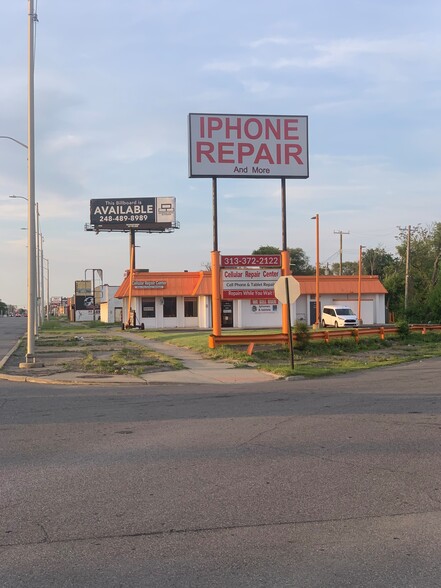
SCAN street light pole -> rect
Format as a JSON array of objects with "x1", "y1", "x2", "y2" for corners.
[
  {"x1": 40, "y1": 231, "x2": 45, "y2": 325},
  {"x1": 24, "y1": 0, "x2": 38, "y2": 365},
  {"x1": 44, "y1": 257, "x2": 49, "y2": 320},
  {"x1": 10, "y1": 194, "x2": 42, "y2": 335},
  {"x1": 35, "y1": 202, "x2": 41, "y2": 330}
]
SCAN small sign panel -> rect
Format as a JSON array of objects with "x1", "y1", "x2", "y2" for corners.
[
  {"x1": 222, "y1": 268, "x2": 281, "y2": 299},
  {"x1": 274, "y1": 276, "x2": 301, "y2": 304},
  {"x1": 221, "y1": 254, "x2": 281, "y2": 268}
]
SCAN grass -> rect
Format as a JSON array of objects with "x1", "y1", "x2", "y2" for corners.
[
  {"x1": 74, "y1": 345, "x2": 182, "y2": 376},
  {"x1": 23, "y1": 319, "x2": 184, "y2": 376},
  {"x1": 140, "y1": 328, "x2": 441, "y2": 378},
  {"x1": 41, "y1": 316, "x2": 116, "y2": 332},
  {"x1": 35, "y1": 318, "x2": 441, "y2": 378}
]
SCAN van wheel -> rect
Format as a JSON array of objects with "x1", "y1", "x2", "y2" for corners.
[
  {"x1": 321, "y1": 319, "x2": 326, "y2": 328},
  {"x1": 334, "y1": 321, "x2": 339, "y2": 328}
]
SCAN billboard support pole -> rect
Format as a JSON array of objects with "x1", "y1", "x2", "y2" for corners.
[
  {"x1": 130, "y1": 229, "x2": 136, "y2": 269},
  {"x1": 127, "y1": 241, "x2": 135, "y2": 327},
  {"x1": 285, "y1": 278, "x2": 294, "y2": 369},
  {"x1": 281, "y1": 178, "x2": 290, "y2": 335},
  {"x1": 92, "y1": 269, "x2": 96, "y2": 322},
  {"x1": 211, "y1": 178, "x2": 221, "y2": 336}
]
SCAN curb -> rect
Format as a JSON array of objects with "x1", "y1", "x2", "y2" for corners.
[
  {"x1": 0, "y1": 372, "x2": 146, "y2": 386},
  {"x1": 0, "y1": 336, "x2": 24, "y2": 370}
]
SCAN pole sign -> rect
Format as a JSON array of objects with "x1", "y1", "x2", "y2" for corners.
[
  {"x1": 274, "y1": 275, "x2": 301, "y2": 304},
  {"x1": 221, "y1": 254, "x2": 281, "y2": 267},
  {"x1": 89, "y1": 197, "x2": 176, "y2": 232},
  {"x1": 188, "y1": 113, "x2": 308, "y2": 179},
  {"x1": 222, "y1": 268, "x2": 281, "y2": 299}
]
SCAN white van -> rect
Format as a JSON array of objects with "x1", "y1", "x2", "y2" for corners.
[{"x1": 321, "y1": 305, "x2": 358, "y2": 328}]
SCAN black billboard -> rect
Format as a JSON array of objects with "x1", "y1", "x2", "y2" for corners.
[
  {"x1": 75, "y1": 295, "x2": 97, "y2": 311},
  {"x1": 89, "y1": 197, "x2": 175, "y2": 232}
]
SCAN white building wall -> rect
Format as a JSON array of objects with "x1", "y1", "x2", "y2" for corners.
[
  {"x1": 121, "y1": 292, "x2": 387, "y2": 329},
  {"x1": 295, "y1": 297, "x2": 308, "y2": 323},
  {"x1": 100, "y1": 286, "x2": 120, "y2": 323},
  {"x1": 238, "y1": 300, "x2": 281, "y2": 328},
  {"x1": 198, "y1": 296, "x2": 211, "y2": 329}
]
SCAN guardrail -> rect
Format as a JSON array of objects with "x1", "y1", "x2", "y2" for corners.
[{"x1": 208, "y1": 324, "x2": 441, "y2": 354}]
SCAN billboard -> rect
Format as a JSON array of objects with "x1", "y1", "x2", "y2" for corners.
[
  {"x1": 188, "y1": 113, "x2": 308, "y2": 179},
  {"x1": 75, "y1": 295, "x2": 97, "y2": 311},
  {"x1": 222, "y1": 268, "x2": 281, "y2": 299},
  {"x1": 90, "y1": 197, "x2": 176, "y2": 231},
  {"x1": 75, "y1": 280, "x2": 91, "y2": 295}
]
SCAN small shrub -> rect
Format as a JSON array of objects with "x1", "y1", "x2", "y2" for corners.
[
  {"x1": 396, "y1": 320, "x2": 410, "y2": 339},
  {"x1": 294, "y1": 320, "x2": 311, "y2": 350}
]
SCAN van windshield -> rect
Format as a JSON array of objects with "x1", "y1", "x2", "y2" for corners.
[{"x1": 335, "y1": 308, "x2": 354, "y2": 316}]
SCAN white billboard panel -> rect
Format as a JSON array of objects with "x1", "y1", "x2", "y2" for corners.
[{"x1": 189, "y1": 113, "x2": 308, "y2": 178}]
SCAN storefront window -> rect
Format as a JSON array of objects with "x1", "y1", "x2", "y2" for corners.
[
  {"x1": 163, "y1": 297, "x2": 177, "y2": 318},
  {"x1": 184, "y1": 297, "x2": 198, "y2": 318},
  {"x1": 142, "y1": 297, "x2": 155, "y2": 318}
]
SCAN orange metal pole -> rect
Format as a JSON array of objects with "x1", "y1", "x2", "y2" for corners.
[
  {"x1": 211, "y1": 250, "x2": 222, "y2": 336},
  {"x1": 314, "y1": 214, "x2": 320, "y2": 326},
  {"x1": 358, "y1": 245, "x2": 364, "y2": 323},
  {"x1": 281, "y1": 249, "x2": 290, "y2": 335},
  {"x1": 127, "y1": 243, "x2": 135, "y2": 327}
]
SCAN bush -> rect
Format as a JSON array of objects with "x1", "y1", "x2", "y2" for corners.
[
  {"x1": 396, "y1": 320, "x2": 410, "y2": 339},
  {"x1": 294, "y1": 320, "x2": 311, "y2": 350}
]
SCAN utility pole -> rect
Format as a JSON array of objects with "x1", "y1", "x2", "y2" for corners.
[
  {"x1": 20, "y1": 0, "x2": 42, "y2": 367},
  {"x1": 405, "y1": 225, "x2": 411, "y2": 310},
  {"x1": 334, "y1": 230, "x2": 350, "y2": 275},
  {"x1": 398, "y1": 225, "x2": 413, "y2": 311}
]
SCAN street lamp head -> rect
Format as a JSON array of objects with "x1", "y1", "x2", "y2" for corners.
[{"x1": 9, "y1": 194, "x2": 28, "y2": 201}]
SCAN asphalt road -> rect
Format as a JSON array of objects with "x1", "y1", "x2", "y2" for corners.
[
  {"x1": 1, "y1": 359, "x2": 441, "y2": 587},
  {"x1": 0, "y1": 316, "x2": 26, "y2": 362}
]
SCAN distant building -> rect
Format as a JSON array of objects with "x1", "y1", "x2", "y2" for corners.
[{"x1": 100, "y1": 285, "x2": 122, "y2": 323}]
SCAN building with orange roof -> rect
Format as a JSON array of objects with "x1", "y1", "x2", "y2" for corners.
[{"x1": 114, "y1": 269, "x2": 388, "y2": 329}]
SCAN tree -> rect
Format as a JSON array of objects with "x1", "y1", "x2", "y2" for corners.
[
  {"x1": 329, "y1": 261, "x2": 359, "y2": 275},
  {"x1": 252, "y1": 245, "x2": 314, "y2": 275},
  {"x1": 362, "y1": 247, "x2": 398, "y2": 280},
  {"x1": 393, "y1": 222, "x2": 441, "y2": 321}
]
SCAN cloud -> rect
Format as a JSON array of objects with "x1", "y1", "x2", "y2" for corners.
[{"x1": 248, "y1": 36, "x2": 292, "y2": 49}]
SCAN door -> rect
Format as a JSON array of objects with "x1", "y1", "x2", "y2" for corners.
[
  {"x1": 221, "y1": 300, "x2": 234, "y2": 328},
  {"x1": 309, "y1": 300, "x2": 321, "y2": 325}
]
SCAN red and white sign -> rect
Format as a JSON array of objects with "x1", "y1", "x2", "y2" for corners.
[
  {"x1": 188, "y1": 113, "x2": 309, "y2": 179},
  {"x1": 221, "y1": 254, "x2": 281, "y2": 267},
  {"x1": 222, "y1": 268, "x2": 281, "y2": 299}
]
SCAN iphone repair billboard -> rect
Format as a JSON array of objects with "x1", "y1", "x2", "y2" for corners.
[{"x1": 188, "y1": 113, "x2": 308, "y2": 179}]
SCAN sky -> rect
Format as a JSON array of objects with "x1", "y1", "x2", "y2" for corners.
[{"x1": 1, "y1": 0, "x2": 441, "y2": 308}]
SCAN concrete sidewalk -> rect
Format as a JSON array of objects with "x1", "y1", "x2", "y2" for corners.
[{"x1": 0, "y1": 330, "x2": 279, "y2": 386}]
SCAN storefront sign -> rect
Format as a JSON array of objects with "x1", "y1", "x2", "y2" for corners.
[
  {"x1": 250, "y1": 303, "x2": 278, "y2": 313},
  {"x1": 188, "y1": 113, "x2": 308, "y2": 178},
  {"x1": 90, "y1": 197, "x2": 176, "y2": 231},
  {"x1": 221, "y1": 254, "x2": 281, "y2": 267},
  {"x1": 132, "y1": 280, "x2": 167, "y2": 289},
  {"x1": 222, "y1": 268, "x2": 281, "y2": 299}
]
